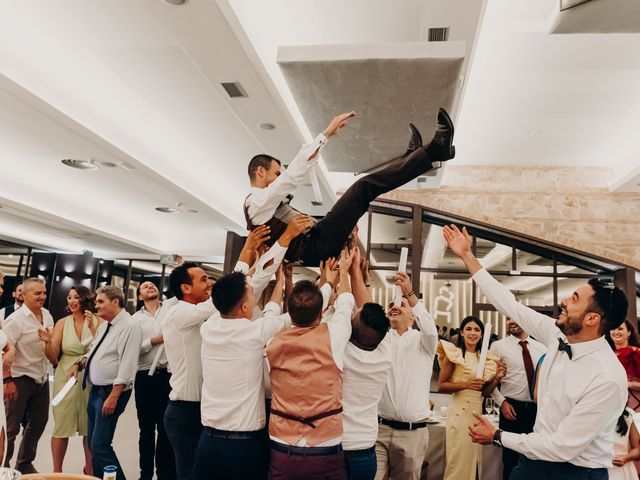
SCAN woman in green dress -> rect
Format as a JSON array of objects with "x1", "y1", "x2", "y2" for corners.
[{"x1": 49, "y1": 286, "x2": 99, "y2": 474}]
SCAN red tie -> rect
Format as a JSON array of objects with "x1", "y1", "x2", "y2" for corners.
[{"x1": 519, "y1": 340, "x2": 535, "y2": 400}]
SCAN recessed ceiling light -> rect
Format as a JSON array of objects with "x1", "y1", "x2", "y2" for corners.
[
  {"x1": 395, "y1": 219, "x2": 411, "y2": 224},
  {"x1": 162, "y1": 0, "x2": 187, "y2": 5},
  {"x1": 61, "y1": 159, "x2": 98, "y2": 170},
  {"x1": 155, "y1": 207, "x2": 182, "y2": 214},
  {"x1": 258, "y1": 123, "x2": 276, "y2": 130},
  {"x1": 98, "y1": 161, "x2": 118, "y2": 168},
  {"x1": 398, "y1": 237, "x2": 410, "y2": 241},
  {"x1": 187, "y1": 209, "x2": 199, "y2": 214}
]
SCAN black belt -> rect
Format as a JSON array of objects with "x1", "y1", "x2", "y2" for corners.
[
  {"x1": 270, "y1": 441, "x2": 342, "y2": 456},
  {"x1": 203, "y1": 426, "x2": 264, "y2": 440},
  {"x1": 378, "y1": 417, "x2": 427, "y2": 430},
  {"x1": 506, "y1": 397, "x2": 537, "y2": 408},
  {"x1": 344, "y1": 446, "x2": 375, "y2": 456},
  {"x1": 270, "y1": 407, "x2": 343, "y2": 428}
]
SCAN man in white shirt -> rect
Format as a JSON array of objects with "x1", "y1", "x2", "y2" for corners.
[
  {"x1": 489, "y1": 317, "x2": 546, "y2": 479},
  {"x1": 192, "y1": 268, "x2": 289, "y2": 480},
  {"x1": 0, "y1": 282, "x2": 24, "y2": 324},
  {"x1": 2, "y1": 277, "x2": 54, "y2": 474},
  {"x1": 244, "y1": 109, "x2": 455, "y2": 267},
  {"x1": 375, "y1": 272, "x2": 438, "y2": 480},
  {"x1": 132, "y1": 281, "x2": 178, "y2": 480},
  {"x1": 342, "y1": 258, "x2": 392, "y2": 480},
  {"x1": 444, "y1": 225, "x2": 629, "y2": 480},
  {"x1": 162, "y1": 262, "x2": 215, "y2": 480},
  {"x1": 69, "y1": 285, "x2": 141, "y2": 480}
]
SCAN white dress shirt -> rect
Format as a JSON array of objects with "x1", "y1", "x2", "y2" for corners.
[
  {"x1": 234, "y1": 242, "x2": 287, "y2": 301},
  {"x1": 163, "y1": 299, "x2": 216, "y2": 401},
  {"x1": 343, "y1": 335, "x2": 392, "y2": 450},
  {"x1": 245, "y1": 134, "x2": 327, "y2": 226},
  {"x1": 490, "y1": 334, "x2": 546, "y2": 405},
  {"x1": 0, "y1": 303, "x2": 21, "y2": 323},
  {"x1": 378, "y1": 301, "x2": 438, "y2": 423},
  {"x1": 4, "y1": 305, "x2": 54, "y2": 384},
  {"x1": 87, "y1": 309, "x2": 142, "y2": 388},
  {"x1": 200, "y1": 303, "x2": 289, "y2": 431},
  {"x1": 133, "y1": 297, "x2": 178, "y2": 371},
  {"x1": 473, "y1": 268, "x2": 627, "y2": 468}
]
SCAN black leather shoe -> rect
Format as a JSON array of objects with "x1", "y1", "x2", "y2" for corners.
[
  {"x1": 426, "y1": 108, "x2": 455, "y2": 162},
  {"x1": 406, "y1": 122, "x2": 423, "y2": 154}
]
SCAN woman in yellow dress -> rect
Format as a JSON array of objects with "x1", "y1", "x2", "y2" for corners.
[
  {"x1": 437, "y1": 315, "x2": 506, "y2": 480},
  {"x1": 49, "y1": 286, "x2": 99, "y2": 474}
]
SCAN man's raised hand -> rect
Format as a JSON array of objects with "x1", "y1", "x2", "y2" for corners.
[
  {"x1": 323, "y1": 112, "x2": 357, "y2": 139},
  {"x1": 443, "y1": 224, "x2": 472, "y2": 259}
]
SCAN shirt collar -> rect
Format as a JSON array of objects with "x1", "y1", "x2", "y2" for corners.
[
  {"x1": 568, "y1": 335, "x2": 608, "y2": 361},
  {"x1": 109, "y1": 309, "x2": 127, "y2": 326},
  {"x1": 21, "y1": 305, "x2": 41, "y2": 321}
]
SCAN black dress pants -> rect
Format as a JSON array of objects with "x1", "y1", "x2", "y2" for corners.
[
  {"x1": 499, "y1": 398, "x2": 537, "y2": 480},
  {"x1": 510, "y1": 456, "x2": 608, "y2": 480},
  {"x1": 135, "y1": 369, "x2": 176, "y2": 480},
  {"x1": 292, "y1": 146, "x2": 437, "y2": 266}
]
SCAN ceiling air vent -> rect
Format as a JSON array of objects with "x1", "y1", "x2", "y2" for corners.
[
  {"x1": 221, "y1": 82, "x2": 248, "y2": 98},
  {"x1": 427, "y1": 27, "x2": 449, "y2": 42}
]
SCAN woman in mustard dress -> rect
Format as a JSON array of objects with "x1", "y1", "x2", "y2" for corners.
[
  {"x1": 50, "y1": 286, "x2": 99, "y2": 474},
  {"x1": 437, "y1": 316, "x2": 505, "y2": 480}
]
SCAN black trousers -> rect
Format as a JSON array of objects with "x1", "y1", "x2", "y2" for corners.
[
  {"x1": 510, "y1": 456, "x2": 608, "y2": 480},
  {"x1": 135, "y1": 369, "x2": 176, "y2": 480},
  {"x1": 164, "y1": 400, "x2": 202, "y2": 480},
  {"x1": 499, "y1": 398, "x2": 538, "y2": 480},
  {"x1": 192, "y1": 427, "x2": 268, "y2": 480},
  {"x1": 292, "y1": 146, "x2": 437, "y2": 266}
]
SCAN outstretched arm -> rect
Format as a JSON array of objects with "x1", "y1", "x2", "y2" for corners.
[
  {"x1": 443, "y1": 224, "x2": 560, "y2": 346},
  {"x1": 247, "y1": 112, "x2": 356, "y2": 225}
]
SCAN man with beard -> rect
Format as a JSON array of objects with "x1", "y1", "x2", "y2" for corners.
[
  {"x1": 1, "y1": 283, "x2": 24, "y2": 324},
  {"x1": 375, "y1": 272, "x2": 438, "y2": 480},
  {"x1": 489, "y1": 318, "x2": 546, "y2": 479},
  {"x1": 132, "y1": 281, "x2": 177, "y2": 480},
  {"x1": 444, "y1": 225, "x2": 628, "y2": 480}
]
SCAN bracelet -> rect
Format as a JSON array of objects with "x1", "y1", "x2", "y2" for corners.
[
  {"x1": 405, "y1": 291, "x2": 415, "y2": 298},
  {"x1": 3, "y1": 376, "x2": 13, "y2": 384}
]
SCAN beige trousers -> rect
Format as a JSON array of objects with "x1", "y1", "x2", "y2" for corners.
[{"x1": 375, "y1": 422, "x2": 429, "y2": 480}]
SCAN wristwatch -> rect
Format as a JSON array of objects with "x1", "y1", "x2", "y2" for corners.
[{"x1": 492, "y1": 429, "x2": 503, "y2": 448}]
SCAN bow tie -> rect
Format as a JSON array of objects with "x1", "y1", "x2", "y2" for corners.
[{"x1": 557, "y1": 338, "x2": 573, "y2": 360}]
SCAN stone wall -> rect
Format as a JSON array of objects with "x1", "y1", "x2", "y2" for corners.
[{"x1": 382, "y1": 166, "x2": 640, "y2": 269}]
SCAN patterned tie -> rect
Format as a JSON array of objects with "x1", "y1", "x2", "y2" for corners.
[
  {"x1": 82, "y1": 322, "x2": 113, "y2": 389},
  {"x1": 519, "y1": 340, "x2": 535, "y2": 400},
  {"x1": 557, "y1": 337, "x2": 573, "y2": 360}
]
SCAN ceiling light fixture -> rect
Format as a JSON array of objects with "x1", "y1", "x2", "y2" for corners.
[
  {"x1": 395, "y1": 219, "x2": 411, "y2": 224},
  {"x1": 155, "y1": 207, "x2": 182, "y2": 214},
  {"x1": 258, "y1": 123, "x2": 276, "y2": 130},
  {"x1": 398, "y1": 237, "x2": 410, "y2": 241},
  {"x1": 61, "y1": 159, "x2": 98, "y2": 170},
  {"x1": 162, "y1": 0, "x2": 187, "y2": 5},
  {"x1": 98, "y1": 161, "x2": 118, "y2": 168}
]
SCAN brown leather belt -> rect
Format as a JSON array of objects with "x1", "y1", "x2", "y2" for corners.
[{"x1": 270, "y1": 407, "x2": 343, "y2": 428}]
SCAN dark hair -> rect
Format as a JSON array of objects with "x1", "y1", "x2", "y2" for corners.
[
  {"x1": 588, "y1": 278, "x2": 628, "y2": 334},
  {"x1": 617, "y1": 408, "x2": 631, "y2": 436},
  {"x1": 287, "y1": 280, "x2": 323, "y2": 327},
  {"x1": 248, "y1": 154, "x2": 280, "y2": 181},
  {"x1": 351, "y1": 303, "x2": 390, "y2": 349},
  {"x1": 169, "y1": 262, "x2": 199, "y2": 300},
  {"x1": 67, "y1": 286, "x2": 95, "y2": 313},
  {"x1": 605, "y1": 319, "x2": 640, "y2": 350},
  {"x1": 457, "y1": 316, "x2": 484, "y2": 354},
  {"x1": 211, "y1": 272, "x2": 247, "y2": 315},
  {"x1": 12, "y1": 283, "x2": 22, "y2": 293}
]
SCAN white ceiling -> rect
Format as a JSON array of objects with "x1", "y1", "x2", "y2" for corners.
[{"x1": 0, "y1": 0, "x2": 638, "y2": 262}]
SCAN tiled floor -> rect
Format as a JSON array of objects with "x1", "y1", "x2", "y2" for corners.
[{"x1": 11, "y1": 383, "x2": 452, "y2": 479}]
